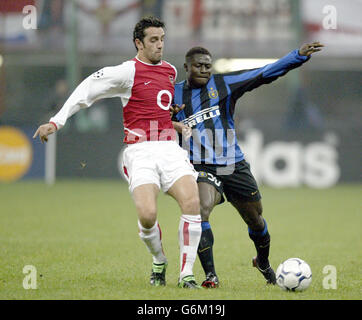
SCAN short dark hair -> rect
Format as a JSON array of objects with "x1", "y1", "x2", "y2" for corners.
[
  {"x1": 133, "y1": 16, "x2": 165, "y2": 51},
  {"x1": 185, "y1": 46, "x2": 212, "y2": 62}
]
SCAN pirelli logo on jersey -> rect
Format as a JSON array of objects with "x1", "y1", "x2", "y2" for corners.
[{"x1": 182, "y1": 106, "x2": 220, "y2": 128}]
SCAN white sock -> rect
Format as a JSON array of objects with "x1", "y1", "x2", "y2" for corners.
[
  {"x1": 138, "y1": 220, "x2": 167, "y2": 265},
  {"x1": 178, "y1": 214, "x2": 202, "y2": 280}
]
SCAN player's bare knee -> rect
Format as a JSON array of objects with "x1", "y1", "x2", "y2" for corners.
[
  {"x1": 200, "y1": 201, "x2": 213, "y2": 221},
  {"x1": 256, "y1": 202, "x2": 263, "y2": 215},
  {"x1": 247, "y1": 214, "x2": 265, "y2": 231},
  {"x1": 181, "y1": 194, "x2": 200, "y2": 215},
  {"x1": 138, "y1": 214, "x2": 157, "y2": 229},
  {"x1": 136, "y1": 206, "x2": 157, "y2": 229},
  {"x1": 253, "y1": 216, "x2": 265, "y2": 231}
]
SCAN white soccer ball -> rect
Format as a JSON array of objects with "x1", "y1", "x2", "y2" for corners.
[{"x1": 276, "y1": 258, "x2": 312, "y2": 291}]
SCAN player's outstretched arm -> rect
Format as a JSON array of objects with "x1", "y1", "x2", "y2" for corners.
[
  {"x1": 33, "y1": 63, "x2": 132, "y2": 136},
  {"x1": 225, "y1": 42, "x2": 324, "y2": 97},
  {"x1": 33, "y1": 122, "x2": 57, "y2": 143},
  {"x1": 298, "y1": 41, "x2": 324, "y2": 56}
]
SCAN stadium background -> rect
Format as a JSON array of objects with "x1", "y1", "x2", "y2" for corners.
[{"x1": 0, "y1": 0, "x2": 361, "y2": 301}]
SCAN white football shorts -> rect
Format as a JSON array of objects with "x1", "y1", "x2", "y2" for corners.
[{"x1": 122, "y1": 140, "x2": 198, "y2": 193}]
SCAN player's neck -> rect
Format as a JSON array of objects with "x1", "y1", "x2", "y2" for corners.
[
  {"x1": 186, "y1": 79, "x2": 202, "y2": 89},
  {"x1": 136, "y1": 54, "x2": 162, "y2": 66}
]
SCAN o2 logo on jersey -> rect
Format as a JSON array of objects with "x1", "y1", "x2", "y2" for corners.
[{"x1": 157, "y1": 90, "x2": 172, "y2": 110}]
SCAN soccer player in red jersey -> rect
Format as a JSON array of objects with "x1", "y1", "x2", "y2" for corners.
[{"x1": 33, "y1": 17, "x2": 202, "y2": 289}]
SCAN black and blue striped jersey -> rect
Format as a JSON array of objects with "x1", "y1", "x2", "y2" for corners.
[{"x1": 173, "y1": 49, "x2": 310, "y2": 165}]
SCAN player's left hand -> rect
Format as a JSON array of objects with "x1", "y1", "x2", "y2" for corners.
[
  {"x1": 170, "y1": 104, "x2": 185, "y2": 117},
  {"x1": 299, "y1": 42, "x2": 324, "y2": 56}
]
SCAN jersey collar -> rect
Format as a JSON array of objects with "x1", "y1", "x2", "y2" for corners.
[{"x1": 135, "y1": 56, "x2": 163, "y2": 66}]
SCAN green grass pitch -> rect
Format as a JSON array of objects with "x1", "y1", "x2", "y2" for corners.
[{"x1": 0, "y1": 180, "x2": 361, "y2": 300}]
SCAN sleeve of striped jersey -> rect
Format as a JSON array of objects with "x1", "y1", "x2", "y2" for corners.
[
  {"x1": 171, "y1": 82, "x2": 185, "y2": 122},
  {"x1": 49, "y1": 61, "x2": 134, "y2": 129},
  {"x1": 223, "y1": 49, "x2": 310, "y2": 97}
]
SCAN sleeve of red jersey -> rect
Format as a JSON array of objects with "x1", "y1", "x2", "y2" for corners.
[
  {"x1": 49, "y1": 61, "x2": 135, "y2": 129},
  {"x1": 170, "y1": 62, "x2": 178, "y2": 83}
]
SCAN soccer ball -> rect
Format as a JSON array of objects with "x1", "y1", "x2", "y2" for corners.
[{"x1": 276, "y1": 258, "x2": 312, "y2": 291}]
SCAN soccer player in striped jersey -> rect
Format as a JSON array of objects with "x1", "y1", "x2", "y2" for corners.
[
  {"x1": 173, "y1": 42, "x2": 324, "y2": 288},
  {"x1": 33, "y1": 17, "x2": 203, "y2": 289}
]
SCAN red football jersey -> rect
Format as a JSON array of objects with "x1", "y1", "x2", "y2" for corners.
[
  {"x1": 123, "y1": 57, "x2": 177, "y2": 144},
  {"x1": 50, "y1": 56, "x2": 177, "y2": 144}
]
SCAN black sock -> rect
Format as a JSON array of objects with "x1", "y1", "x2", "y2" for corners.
[
  {"x1": 198, "y1": 222, "x2": 216, "y2": 276},
  {"x1": 248, "y1": 219, "x2": 271, "y2": 270}
]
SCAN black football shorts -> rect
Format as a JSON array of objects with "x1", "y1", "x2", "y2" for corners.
[{"x1": 193, "y1": 160, "x2": 261, "y2": 204}]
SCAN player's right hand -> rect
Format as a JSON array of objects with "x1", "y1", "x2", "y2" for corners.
[
  {"x1": 33, "y1": 123, "x2": 57, "y2": 143},
  {"x1": 170, "y1": 104, "x2": 185, "y2": 117}
]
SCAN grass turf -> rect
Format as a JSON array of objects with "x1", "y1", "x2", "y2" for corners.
[{"x1": 0, "y1": 180, "x2": 361, "y2": 300}]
